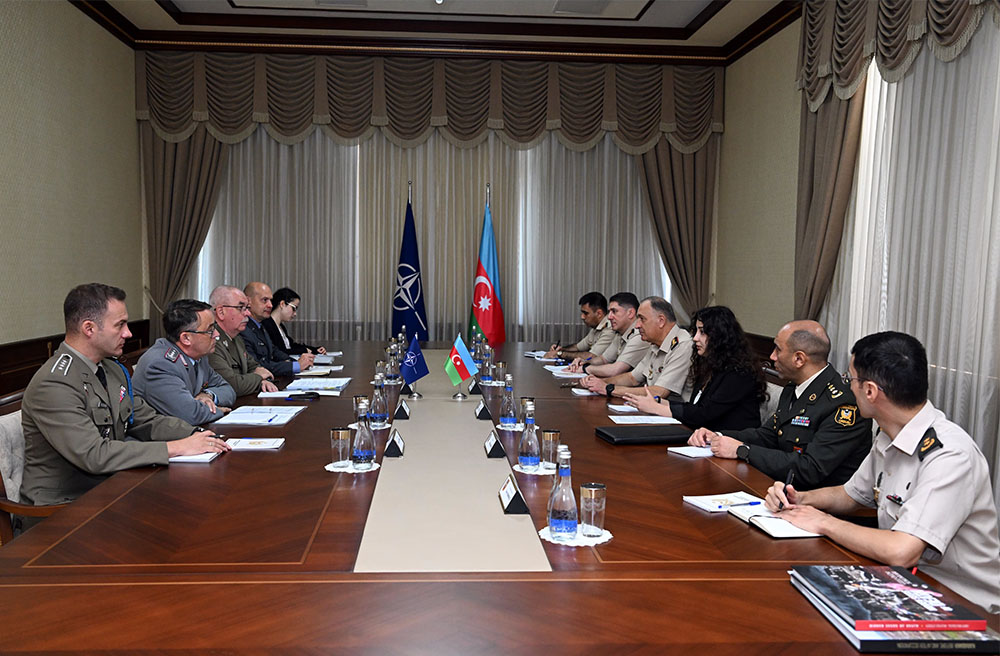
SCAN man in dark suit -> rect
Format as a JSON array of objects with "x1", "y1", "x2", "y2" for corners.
[
  {"x1": 240, "y1": 282, "x2": 314, "y2": 377},
  {"x1": 688, "y1": 320, "x2": 872, "y2": 489}
]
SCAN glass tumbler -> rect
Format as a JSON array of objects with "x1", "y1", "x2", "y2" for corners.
[{"x1": 580, "y1": 483, "x2": 607, "y2": 537}]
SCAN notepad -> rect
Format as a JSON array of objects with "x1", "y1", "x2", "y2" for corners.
[
  {"x1": 226, "y1": 438, "x2": 285, "y2": 450},
  {"x1": 606, "y1": 404, "x2": 637, "y2": 413},
  {"x1": 213, "y1": 406, "x2": 307, "y2": 426},
  {"x1": 295, "y1": 365, "x2": 344, "y2": 376},
  {"x1": 668, "y1": 445, "x2": 713, "y2": 458},
  {"x1": 727, "y1": 503, "x2": 821, "y2": 538},
  {"x1": 169, "y1": 451, "x2": 220, "y2": 463},
  {"x1": 683, "y1": 490, "x2": 761, "y2": 513},
  {"x1": 608, "y1": 415, "x2": 680, "y2": 425},
  {"x1": 257, "y1": 389, "x2": 341, "y2": 398},
  {"x1": 524, "y1": 350, "x2": 547, "y2": 358},
  {"x1": 286, "y1": 377, "x2": 351, "y2": 391},
  {"x1": 571, "y1": 388, "x2": 599, "y2": 396}
]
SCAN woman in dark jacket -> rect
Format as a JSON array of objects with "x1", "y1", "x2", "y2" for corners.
[
  {"x1": 262, "y1": 287, "x2": 326, "y2": 356},
  {"x1": 623, "y1": 305, "x2": 765, "y2": 431}
]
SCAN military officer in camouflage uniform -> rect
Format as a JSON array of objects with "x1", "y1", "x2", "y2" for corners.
[
  {"x1": 579, "y1": 296, "x2": 693, "y2": 400},
  {"x1": 20, "y1": 284, "x2": 227, "y2": 509},
  {"x1": 133, "y1": 299, "x2": 236, "y2": 426},
  {"x1": 691, "y1": 320, "x2": 872, "y2": 490},
  {"x1": 207, "y1": 285, "x2": 278, "y2": 397}
]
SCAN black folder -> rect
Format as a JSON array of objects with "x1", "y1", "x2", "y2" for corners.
[{"x1": 594, "y1": 424, "x2": 693, "y2": 445}]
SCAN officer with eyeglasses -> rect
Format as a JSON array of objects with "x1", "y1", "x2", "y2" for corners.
[
  {"x1": 207, "y1": 285, "x2": 279, "y2": 397},
  {"x1": 133, "y1": 299, "x2": 236, "y2": 425}
]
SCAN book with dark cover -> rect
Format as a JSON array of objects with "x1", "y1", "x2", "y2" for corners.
[
  {"x1": 791, "y1": 566, "x2": 986, "y2": 632},
  {"x1": 792, "y1": 578, "x2": 999, "y2": 653},
  {"x1": 593, "y1": 424, "x2": 692, "y2": 445}
]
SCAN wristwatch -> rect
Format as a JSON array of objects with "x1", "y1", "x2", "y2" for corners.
[
  {"x1": 582, "y1": 363, "x2": 590, "y2": 373},
  {"x1": 736, "y1": 444, "x2": 750, "y2": 462},
  {"x1": 605, "y1": 383, "x2": 614, "y2": 398}
]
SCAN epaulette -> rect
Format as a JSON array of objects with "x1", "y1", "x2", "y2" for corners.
[
  {"x1": 50, "y1": 353, "x2": 73, "y2": 375},
  {"x1": 670, "y1": 336, "x2": 679, "y2": 350},
  {"x1": 827, "y1": 381, "x2": 844, "y2": 399},
  {"x1": 918, "y1": 427, "x2": 943, "y2": 461},
  {"x1": 164, "y1": 347, "x2": 180, "y2": 362}
]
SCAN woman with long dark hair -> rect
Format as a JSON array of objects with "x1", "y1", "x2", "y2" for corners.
[{"x1": 623, "y1": 305, "x2": 765, "y2": 431}]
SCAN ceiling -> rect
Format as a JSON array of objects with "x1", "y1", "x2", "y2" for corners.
[{"x1": 77, "y1": 0, "x2": 802, "y2": 64}]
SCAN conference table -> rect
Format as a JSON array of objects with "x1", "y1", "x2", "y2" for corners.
[{"x1": 0, "y1": 342, "x2": 994, "y2": 654}]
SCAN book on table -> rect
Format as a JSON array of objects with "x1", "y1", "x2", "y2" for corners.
[
  {"x1": 791, "y1": 572, "x2": 998, "y2": 653},
  {"x1": 790, "y1": 566, "x2": 987, "y2": 631}
]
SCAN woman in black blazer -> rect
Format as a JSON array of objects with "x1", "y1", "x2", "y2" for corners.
[
  {"x1": 623, "y1": 305, "x2": 765, "y2": 431},
  {"x1": 262, "y1": 287, "x2": 326, "y2": 356}
]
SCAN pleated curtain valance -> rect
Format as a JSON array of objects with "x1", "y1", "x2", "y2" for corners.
[
  {"x1": 797, "y1": 0, "x2": 1000, "y2": 112},
  {"x1": 135, "y1": 51, "x2": 724, "y2": 154}
]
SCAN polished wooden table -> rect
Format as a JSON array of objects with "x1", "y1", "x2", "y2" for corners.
[{"x1": 0, "y1": 342, "x2": 993, "y2": 654}]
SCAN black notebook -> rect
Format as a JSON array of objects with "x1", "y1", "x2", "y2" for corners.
[{"x1": 594, "y1": 424, "x2": 692, "y2": 445}]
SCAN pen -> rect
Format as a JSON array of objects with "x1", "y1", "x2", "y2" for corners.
[
  {"x1": 727, "y1": 501, "x2": 762, "y2": 507},
  {"x1": 778, "y1": 470, "x2": 796, "y2": 510}
]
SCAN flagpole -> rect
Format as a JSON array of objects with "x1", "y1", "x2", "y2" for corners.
[
  {"x1": 486, "y1": 182, "x2": 490, "y2": 208},
  {"x1": 407, "y1": 332, "x2": 423, "y2": 400},
  {"x1": 452, "y1": 332, "x2": 469, "y2": 401},
  {"x1": 408, "y1": 179, "x2": 412, "y2": 203}
]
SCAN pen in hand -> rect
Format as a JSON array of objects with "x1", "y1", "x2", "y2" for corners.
[{"x1": 778, "y1": 471, "x2": 796, "y2": 511}]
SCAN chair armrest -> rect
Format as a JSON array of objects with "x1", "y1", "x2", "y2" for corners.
[{"x1": 0, "y1": 497, "x2": 69, "y2": 517}]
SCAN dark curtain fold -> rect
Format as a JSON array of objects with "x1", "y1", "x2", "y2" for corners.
[
  {"x1": 140, "y1": 123, "x2": 230, "y2": 338},
  {"x1": 636, "y1": 134, "x2": 719, "y2": 319},
  {"x1": 794, "y1": 81, "x2": 867, "y2": 320}
]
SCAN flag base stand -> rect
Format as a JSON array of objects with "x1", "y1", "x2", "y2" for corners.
[
  {"x1": 407, "y1": 381, "x2": 423, "y2": 400},
  {"x1": 452, "y1": 391, "x2": 468, "y2": 401}
]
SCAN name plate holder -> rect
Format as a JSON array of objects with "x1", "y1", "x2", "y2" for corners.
[
  {"x1": 384, "y1": 429, "x2": 405, "y2": 457},
  {"x1": 400, "y1": 382, "x2": 413, "y2": 395},
  {"x1": 469, "y1": 379, "x2": 482, "y2": 395},
  {"x1": 394, "y1": 400, "x2": 411, "y2": 420},
  {"x1": 475, "y1": 400, "x2": 492, "y2": 421},
  {"x1": 498, "y1": 474, "x2": 529, "y2": 514},
  {"x1": 484, "y1": 430, "x2": 506, "y2": 458}
]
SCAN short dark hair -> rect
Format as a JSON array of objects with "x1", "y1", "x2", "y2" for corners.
[
  {"x1": 163, "y1": 299, "x2": 213, "y2": 342},
  {"x1": 851, "y1": 331, "x2": 928, "y2": 407},
  {"x1": 787, "y1": 329, "x2": 831, "y2": 362},
  {"x1": 272, "y1": 287, "x2": 300, "y2": 307},
  {"x1": 64, "y1": 283, "x2": 126, "y2": 333},
  {"x1": 578, "y1": 292, "x2": 607, "y2": 314},
  {"x1": 608, "y1": 292, "x2": 639, "y2": 312},
  {"x1": 641, "y1": 296, "x2": 676, "y2": 323}
]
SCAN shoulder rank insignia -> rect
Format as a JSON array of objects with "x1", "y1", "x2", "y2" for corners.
[
  {"x1": 670, "y1": 336, "x2": 679, "y2": 350},
  {"x1": 834, "y1": 405, "x2": 857, "y2": 427},
  {"x1": 918, "y1": 428, "x2": 943, "y2": 461},
  {"x1": 164, "y1": 347, "x2": 180, "y2": 362},
  {"x1": 51, "y1": 352, "x2": 73, "y2": 375},
  {"x1": 827, "y1": 382, "x2": 843, "y2": 399}
]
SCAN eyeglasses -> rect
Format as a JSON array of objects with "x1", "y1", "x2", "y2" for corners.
[
  {"x1": 184, "y1": 327, "x2": 217, "y2": 337},
  {"x1": 218, "y1": 304, "x2": 250, "y2": 313},
  {"x1": 842, "y1": 373, "x2": 884, "y2": 390},
  {"x1": 287, "y1": 303, "x2": 298, "y2": 313}
]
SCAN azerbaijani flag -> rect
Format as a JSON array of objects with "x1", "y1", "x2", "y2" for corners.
[
  {"x1": 467, "y1": 203, "x2": 506, "y2": 347},
  {"x1": 444, "y1": 334, "x2": 478, "y2": 386}
]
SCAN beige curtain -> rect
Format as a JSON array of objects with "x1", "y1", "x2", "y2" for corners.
[
  {"x1": 794, "y1": 82, "x2": 867, "y2": 321},
  {"x1": 140, "y1": 123, "x2": 229, "y2": 337},
  {"x1": 636, "y1": 133, "x2": 719, "y2": 319},
  {"x1": 797, "y1": 0, "x2": 997, "y2": 110},
  {"x1": 136, "y1": 52, "x2": 724, "y2": 156}
]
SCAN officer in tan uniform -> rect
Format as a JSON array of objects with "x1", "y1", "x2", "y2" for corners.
[
  {"x1": 690, "y1": 320, "x2": 872, "y2": 490},
  {"x1": 544, "y1": 292, "x2": 615, "y2": 359},
  {"x1": 207, "y1": 285, "x2": 278, "y2": 397},
  {"x1": 579, "y1": 296, "x2": 693, "y2": 400},
  {"x1": 567, "y1": 292, "x2": 648, "y2": 378},
  {"x1": 765, "y1": 332, "x2": 999, "y2": 613},
  {"x1": 20, "y1": 284, "x2": 227, "y2": 509}
]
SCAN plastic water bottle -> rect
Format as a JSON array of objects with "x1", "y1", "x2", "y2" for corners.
[
  {"x1": 352, "y1": 407, "x2": 375, "y2": 471},
  {"x1": 499, "y1": 374, "x2": 517, "y2": 429},
  {"x1": 547, "y1": 448, "x2": 578, "y2": 541},
  {"x1": 518, "y1": 400, "x2": 540, "y2": 471},
  {"x1": 369, "y1": 373, "x2": 389, "y2": 429}
]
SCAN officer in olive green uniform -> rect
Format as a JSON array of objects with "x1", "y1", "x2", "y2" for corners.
[
  {"x1": 723, "y1": 365, "x2": 872, "y2": 490},
  {"x1": 21, "y1": 343, "x2": 195, "y2": 507},
  {"x1": 208, "y1": 323, "x2": 269, "y2": 397}
]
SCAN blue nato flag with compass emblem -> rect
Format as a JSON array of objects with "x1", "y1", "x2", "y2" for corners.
[
  {"x1": 400, "y1": 335, "x2": 429, "y2": 385},
  {"x1": 392, "y1": 200, "x2": 429, "y2": 341}
]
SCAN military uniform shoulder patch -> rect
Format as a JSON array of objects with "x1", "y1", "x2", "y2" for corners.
[
  {"x1": 50, "y1": 352, "x2": 73, "y2": 375},
  {"x1": 670, "y1": 336, "x2": 679, "y2": 350},
  {"x1": 827, "y1": 382, "x2": 843, "y2": 399},
  {"x1": 918, "y1": 428, "x2": 943, "y2": 461},
  {"x1": 834, "y1": 405, "x2": 858, "y2": 427},
  {"x1": 164, "y1": 347, "x2": 180, "y2": 362}
]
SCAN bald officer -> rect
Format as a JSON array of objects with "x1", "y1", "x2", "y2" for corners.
[
  {"x1": 133, "y1": 299, "x2": 236, "y2": 425},
  {"x1": 20, "y1": 284, "x2": 228, "y2": 508},
  {"x1": 690, "y1": 320, "x2": 872, "y2": 490}
]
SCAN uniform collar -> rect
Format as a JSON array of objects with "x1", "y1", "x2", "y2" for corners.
[
  {"x1": 887, "y1": 401, "x2": 939, "y2": 456},
  {"x1": 595, "y1": 315, "x2": 611, "y2": 332},
  {"x1": 657, "y1": 324, "x2": 687, "y2": 353},
  {"x1": 165, "y1": 338, "x2": 193, "y2": 366},
  {"x1": 62, "y1": 342, "x2": 99, "y2": 375},
  {"x1": 623, "y1": 318, "x2": 640, "y2": 338},
  {"x1": 795, "y1": 364, "x2": 830, "y2": 399}
]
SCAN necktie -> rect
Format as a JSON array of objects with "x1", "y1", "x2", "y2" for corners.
[{"x1": 95, "y1": 364, "x2": 108, "y2": 391}]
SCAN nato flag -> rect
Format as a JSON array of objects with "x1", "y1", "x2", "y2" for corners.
[
  {"x1": 392, "y1": 200, "x2": 429, "y2": 341},
  {"x1": 400, "y1": 335, "x2": 429, "y2": 385}
]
